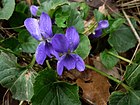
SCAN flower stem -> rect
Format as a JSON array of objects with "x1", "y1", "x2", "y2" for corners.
[
  {"x1": 0, "y1": 46, "x2": 25, "y2": 58},
  {"x1": 85, "y1": 64, "x2": 131, "y2": 91},
  {"x1": 28, "y1": 55, "x2": 36, "y2": 68},
  {"x1": 46, "y1": 60, "x2": 52, "y2": 69},
  {"x1": 16, "y1": 55, "x2": 36, "y2": 69},
  {"x1": 0, "y1": 46, "x2": 18, "y2": 55},
  {"x1": 108, "y1": 51, "x2": 133, "y2": 64}
]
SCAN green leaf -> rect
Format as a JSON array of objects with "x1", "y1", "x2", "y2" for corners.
[
  {"x1": 109, "y1": 18, "x2": 125, "y2": 32},
  {"x1": 0, "y1": 51, "x2": 37, "y2": 101},
  {"x1": 100, "y1": 49, "x2": 119, "y2": 69},
  {"x1": 93, "y1": 9, "x2": 104, "y2": 22},
  {"x1": 79, "y1": 2, "x2": 89, "y2": 19},
  {"x1": 38, "y1": 0, "x2": 69, "y2": 17},
  {"x1": 18, "y1": 30, "x2": 38, "y2": 53},
  {"x1": 75, "y1": 35, "x2": 91, "y2": 59},
  {"x1": 66, "y1": 2, "x2": 89, "y2": 20},
  {"x1": 133, "y1": 51, "x2": 140, "y2": 64},
  {"x1": 8, "y1": 11, "x2": 27, "y2": 32},
  {"x1": 32, "y1": 69, "x2": 81, "y2": 105},
  {"x1": 125, "y1": 64, "x2": 140, "y2": 89},
  {"x1": 55, "y1": 17, "x2": 67, "y2": 28},
  {"x1": 54, "y1": 3, "x2": 84, "y2": 33},
  {"x1": 109, "y1": 91, "x2": 128, "y2": 105},
  {"x1": 52, "y1": 25, "x2": 64, "y2": 34},
  {"x1": 1, "y1": 37, "x2": 20, "y2": 51},
  {"x1": 0, "y1": 0, "x2": 15, "y2": 20},
  {"x1": 109, "y1": 91, "x2": 140, "y2": 105},
  {"x1": 55, "y1": 8, "x2": 69, "y2": 28},
  {"x1": 66, "y1": 8, "x2": 84, "y2": 33},
  {"x1": 15, "y1": 1, "x2": 28, "y2": 13},
  {"x1": 108, "y1": 25, "x2": 137, "y2": 53}
]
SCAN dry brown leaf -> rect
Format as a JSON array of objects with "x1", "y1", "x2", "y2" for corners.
[
  {"x1": 86, "y1": 0, "x2": 119, "y2": 15},
  {"x1": 93, "y1": 56, "x2": 121, "y2": 79},
  {"x1": 76, "y1": 70, "x2": 110, "y2": 105},
  {"x1": 98, "y1": 4, "x2": 108, "y2": 16},
  {"x1": 69, "y1": 0, "x2": 84, "y2": 2},
  {"x1": 63, "y1": 57, "x2": 111, "y2": 105},
  {"x1": 86, "y1": 0, "x2": 104, "y2": 8},
  {"x1": 26, "y1": 0, "x2": 32, "y2": 5}
]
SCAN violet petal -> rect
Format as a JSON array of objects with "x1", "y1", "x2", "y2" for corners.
[
  {"x1": 62, "y1": 54, "x2": 75, "y2": 70},
  {"x1": 39, "y1": 12, "x2": 53, "y2": 38},
  {"x1": 45, "y1": 43, "x2": 52, "y2": 58},
  {"x1": 97, "y1": 20, "x2": 109, "y2": 29},
  {"x1": 52, "y1": 34, "x2": 68, "y2": 53},
  {"x1": 30, "y1": 5, "x2": 39, "y2": 16},
  {"x1": 24, "y1": 18, "x2": 42, "y2": 41},
  {"x1": 65, "y1": 27, "x2": 79, "y2": 51},
  {"x1": 57, "y1": 60, "x2": 64, "y2": 75},
  {"x1": 72, "y1": 54, "x2": 85, "y2": 71},
  {"x1": 46, "y1": 42, "x2": 60, "y2": 59},
  {"x1": 35, "y1": 41, "x2": 47, "y2": 65},
  {"x1": 93, "y1": 29, "x2": 102, "y2": 38}
]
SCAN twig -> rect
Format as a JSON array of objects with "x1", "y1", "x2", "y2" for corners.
[
  {"x1": 2, "y1": 89, "x2": 9, "y2": 105},
  {"x1": 0, "y1": 25, "x2": 24, "y2": 30},
  {"x1": 19, "y1": 101, "x2": 24, "y2": 105},
  {"x1": 129, "y1": 43, "x2": 140, "y2": 65},
  {"x1": 122, "y1": 9, "x2": 140, "y2": 64},
  {"x1": 100, "y1": 0, "x2": 123, "y2": 18},
  {"x1": 122, "y1": 9, "x2": 140, "y2": 44},
  {"x1": 118, "y1": 1, "x2": 140, "y2": 7},
  {"x1": 37, "y1": 0, "x2": 41, "y2": 5},
  {"x1": 121, "y1": 5, "x2": 140, "y2": 9}
]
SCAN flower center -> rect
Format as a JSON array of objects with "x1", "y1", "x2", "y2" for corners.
[
  {"x1": 40, "y1": 32, "x2": 52, "y2": 43},
  {"x1": 46, "y1": 37, "x2": 51, "y2": 43}
]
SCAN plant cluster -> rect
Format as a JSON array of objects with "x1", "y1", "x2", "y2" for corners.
[{"x1": 0, "y1": 0, "x2": 140, "y2": 105}]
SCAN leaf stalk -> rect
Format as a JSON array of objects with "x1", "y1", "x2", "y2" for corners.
[{"x1": 85, "y1": 64, "x2": 131, "y2": 91}]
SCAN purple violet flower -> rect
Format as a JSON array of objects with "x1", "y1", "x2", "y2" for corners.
[
  {"x1": 52, "y1": 27, "x2": 85, "y2": 75},
  {"x1": 91, "y1": 20, "x2": 109, "y2": 38},
  {"x1": 24, "y1": 12, "x2": 59, "y2": 65},
  {"x1": 30, "y1": 5, "x2": 39, "y2": 16}
]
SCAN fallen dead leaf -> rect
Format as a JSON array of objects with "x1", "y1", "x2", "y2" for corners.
[
  {"x1": 85, "y1": 0, "x2": 119, "y2": 15},
  {"x1": 92, "y1": 56, "x2": 121, "y2": 79},
  {"x1": 98, "y1": 4, "x2": 108, "y2": 16},
  {"x1": 69, "y1": 0, "x2": 84, "y2": 2},
  {"x1": 26, "y1": 0, "x2": 32, "y2": 5},
  {"x1": 63, "y1": 57, "x2": 111, "y2": 105},
  {"x1": 76, "y1": 70, "x2": 110, "y2": 105},
  {"x1": 86, "y1": 0, "x2": 104, "y2": 8}
]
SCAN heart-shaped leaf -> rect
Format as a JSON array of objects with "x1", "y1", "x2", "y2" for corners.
[
  {"x1": 75, "y1": 35, "x2": 91, "y2": 59},
  {"x1": 108, "y1": 25, "x2": 137, "y2": 52},
  {"x1": 32, "y1": 69, "x2": 81, "y2": 105},
  {"x1": 0, "y1": 0, "x2": 15, "y2": 20},
  {"x1": 100, "y1": 49, "x2": 119, "y2": 69},
  {"x1": 109, "y1": 90, "x2": 140, "y2": 105},
  {"x1": 125, "y1": 64, "x2": 140, "y2": 90},
  {"x1": 18, "y1": 30, "x2": 38, "y2": 53},
  {"x1": 0, "y1": 51, "x2": 37, "y2": 101}
]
